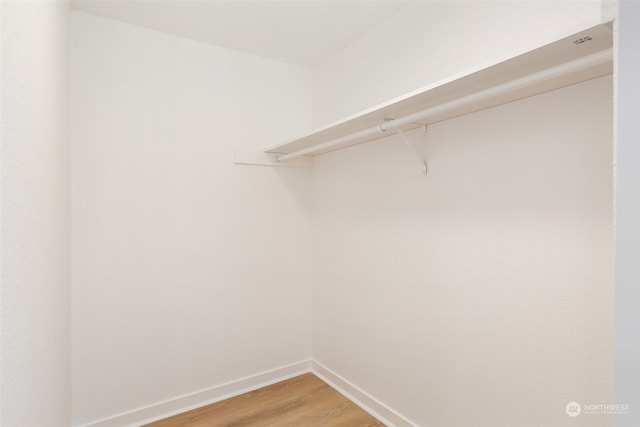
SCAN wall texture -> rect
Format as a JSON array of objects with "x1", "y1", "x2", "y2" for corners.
[
  {"x1": 312, "y1": 0, "x2": 603, "y2": 127},
  {"x1": 615, "y1": 1, "x2": 640, "y2": 426},
  {"x1": 1, "y1": 1, "x2": 71, "y2": 425},
  {"x1": 312, "y1": 75, "x2": 614, "y2": 427},
  {"x1": 71, "y1": 11, "x2": 313, "y2": 425}
]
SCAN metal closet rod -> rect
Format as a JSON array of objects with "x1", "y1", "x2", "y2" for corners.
[{"x1": 276, "y1": 48, "x2": 612, "y2": 163}]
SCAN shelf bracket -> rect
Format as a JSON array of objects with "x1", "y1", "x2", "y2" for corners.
[{"x1": 385, "y1": 120, "x2": 427, "y2": 175}]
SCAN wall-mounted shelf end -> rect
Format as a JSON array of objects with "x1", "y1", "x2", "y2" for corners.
[
  {"x1": 234, "y1": 150, "x2": 313, "y2": 169},
  {"x1": 263, "y1": 21, "x2": 613, "y2": 168}
]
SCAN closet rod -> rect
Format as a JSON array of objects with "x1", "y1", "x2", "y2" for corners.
[{"x1": 276, "y1": 48, "x2": 612, "y2": 162}]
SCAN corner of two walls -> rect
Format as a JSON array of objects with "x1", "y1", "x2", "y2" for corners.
[{"x1": 1, "y1": 1, "x2": 71, "y2": 426}]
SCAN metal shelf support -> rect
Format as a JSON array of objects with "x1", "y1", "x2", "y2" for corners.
[{"x1": 386, "y1": 119, "x2": 427, "y2": 175}]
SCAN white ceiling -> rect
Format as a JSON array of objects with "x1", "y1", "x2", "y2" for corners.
[{"x1": 70, "y1": 0, "x2": 410, "y2": 68}]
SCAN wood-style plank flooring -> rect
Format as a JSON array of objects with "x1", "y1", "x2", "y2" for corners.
[{"x1": 143, "y1": 373, "x2": 385, "y2": 427}]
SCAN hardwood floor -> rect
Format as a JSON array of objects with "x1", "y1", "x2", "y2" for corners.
[{"x1": 143, "y1": 373, "x2": 385, "y2": 427}]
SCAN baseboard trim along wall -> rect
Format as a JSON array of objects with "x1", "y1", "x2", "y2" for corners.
[
  {"x1": 80, "y1": 360, "x2": 313, "y2": 427},
  {"x1": 310, "y1": 361, "x2": 418, "y2": 427},
  {"x1": 80, "y1": 359, "x2": 416, "y2": 427}
]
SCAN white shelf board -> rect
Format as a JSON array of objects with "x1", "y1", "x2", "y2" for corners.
[{"x1": 265, "y1": 21, "x2": 613, "y2": 158}]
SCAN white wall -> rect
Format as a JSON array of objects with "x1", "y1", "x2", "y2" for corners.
[
  {"x1": 312, "y1": 0, "x2": 603, "y2": 127},
  {"x1": 69, "y1": 2, "x2": 621, "y2": 426},
  {"x1": 312, "y1": 76, "x2": 614, "y2": 427},
  {"x1": 71, "y1": 11, "x2": 313, "y2": 425},
  {"x1": 615, "y1": 1, "x2": 640, "y2": 426},
  {"x1": 311, "y1": 2, "x2": 613, "y2": 426},
  {"x1": 1, "y1": 1, "x2": 71, "y2": 426}
]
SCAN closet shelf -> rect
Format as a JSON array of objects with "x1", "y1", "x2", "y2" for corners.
[{"x1": 265, "y1": 21, "x2": 613, "y2": 162}]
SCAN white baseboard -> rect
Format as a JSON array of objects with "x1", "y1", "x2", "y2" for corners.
[
  {"x1": 81, "y1": 360, "x2": 312, "y2": 427},
  {"x1": 310, "y1": 360, "x2": 418, "y2": 427},
  {"x1": 81, "y1": 359, "x2": 416, "y2": 427}
]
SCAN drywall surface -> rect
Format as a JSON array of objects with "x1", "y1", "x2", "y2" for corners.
[
  {"x1": 312, "y1": 76, "x2": 614, "y2": 426},
  {"x1": 1, "y1": 1, "x2": 71, "y2": 425},
  {"x1": 71, "y1": 11, "x2": 312, "y2": 425},
  {"x1": 615, "y1": 1, "x2": 640, "y2": 426},
  {"x1": 312, "y1": 0, "x2": 603, "y2": 127}
]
